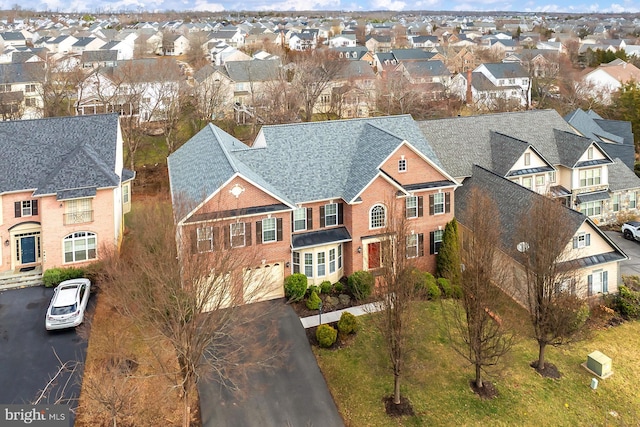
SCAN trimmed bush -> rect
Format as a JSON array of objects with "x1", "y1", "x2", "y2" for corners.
[
  {"x1": 348, "y1": 270, "x2": 374, "y2": 301},
  {"x1": 316, "y1": 324, "x2": 338, "y2": 348},
  {"x1": 333, "y1": 282, "x2": 344, "y2": 293},
  {"x1": 427, "y1": 281, "x2": 442, "y2": 300},
  {"x1": 452, "y1": 285, "x2": 463, "y2": 299},
  {"x1": 284, "y1": 273, "x2": 307, "y2": 302},
  {"x1": 306, "y1": 285, "x2": 320, "y2": 297},
  {"x1": 337, "y1": 312, "x2": 358, "y2": 335},
  {"x1": 306, "y1": 290, "x2": 322, "y2": 310},
  {"x1": 437, "y1": 277, "x2": 453, "y2": 298},
  {"x1": 43, "y1": 267, "x2": 85, "y2": 288},
  {"x1": 615, "y1": 285, "x2": 640, "y2": 319},
  {"x1": 416, "y1": 272, "x2": 437, "y2": 292},
  {"x1": 320, "y1": 281, "x2": 332, "y2": 294}
]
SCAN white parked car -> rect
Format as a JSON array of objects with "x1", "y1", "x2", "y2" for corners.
[{"x1": 45, "y1": 278, "x2": 91, "y2": 331}]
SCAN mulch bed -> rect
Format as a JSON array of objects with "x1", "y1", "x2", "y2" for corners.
[
  {"x1": 530, "y1": 361, "x2": 562, "y2": 379},
  {"x1": 305, "y1": 322, "x2": 357, "y2": 349},
  {"x1": 383, "y1": 395, "x2": 415, "y2": 417},
  {"x1": 469, "y1": 380, "x2": 499, "y2": 399}
]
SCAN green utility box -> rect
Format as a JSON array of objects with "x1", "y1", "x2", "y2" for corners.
[{"x1": 587, "y1": 351, "x2": 612, "y2": 378}]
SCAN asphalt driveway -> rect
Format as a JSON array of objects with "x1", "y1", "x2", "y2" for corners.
[
  {"x1": 198, "y1": 299, "x2": 344, "y2": 427},
  {"x1": 605, "y1": 230, "x2": 640, "y2": 276},
  {"x1": 0, "y1": 286, "x2": 91, "y2": 416}
]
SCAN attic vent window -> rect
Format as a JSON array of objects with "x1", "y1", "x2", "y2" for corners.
[
  {"x1": 230, "y1": 184, "x2": 245, "y2": 198},
  {"x1": 398, "y1": 158, "x2": 407, "y2": 172}
]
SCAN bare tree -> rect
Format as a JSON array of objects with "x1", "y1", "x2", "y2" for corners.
[
  {"x1": 516, "y1": 196, "x2": 589, "y2": 377},
  {"x1": 376, "y1": 68, "x2": 421, "y2": 115},
  {"x1": 368, "y1": 194, "x2": 424, "y2": 415},
  {"x1": 446, "y1": 188, "x2": 514, "y2": 396},
  {"x1": 289, "y1": 49, "x2": 347, "y2": 122},
  {"x1": 101, "y1": 201, "x2": 283, "y2": 427}
]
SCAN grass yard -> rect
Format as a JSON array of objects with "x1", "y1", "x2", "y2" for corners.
[{"x1": 314, "y1": 300, "x2": 640, "y2": 426}]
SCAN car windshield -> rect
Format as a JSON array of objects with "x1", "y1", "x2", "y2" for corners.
[{"x1": 51, "y1": 303, "x2": 77, "y2": 316}]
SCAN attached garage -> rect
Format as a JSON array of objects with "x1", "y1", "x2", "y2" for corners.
[{"x1": 243, "y1": 262, "x2": 285, "y2": 304}]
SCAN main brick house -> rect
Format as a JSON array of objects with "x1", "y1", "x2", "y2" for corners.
[
  {"x1": 0, "y1": 114, "x2": 133, "y2": 281},
  {"x1": 168, "y1": 116, "x2": 458, "y2": 304}
]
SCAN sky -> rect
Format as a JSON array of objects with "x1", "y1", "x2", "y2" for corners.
[{"x1": 9, "y1": 0, "x2": 640, "y2": 14}]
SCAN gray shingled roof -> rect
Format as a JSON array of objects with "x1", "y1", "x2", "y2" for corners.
[
  {"x1": 608, "y1": 158, "x2": 640, "y2": 191},
  {"x1": 418, "y1": 109, "x2": 577, "y2": 179},
  {"x1": 0, "y1": 114, "x2": 122, "y2": 196},
  {"x1": 223, "y1": 60, "x2": 281, "y2": 82},
  {"x1": 402, "y1": 60, "x2": 450, "y2": 78},
  {"x1": 553, "y1": 129, "x2": 612, "y2": 168},
  {"x1": 565, "y1": 108, "x2": 635, "y2": 170},
  {"x1": 481, "y1": 62, "x2": 528, "y2": 78},
  {"x1": 490, "y1": 132, "x2": 537, "y2": 176},
  {"x1": 169, "y1": 116, "x2": 446, "y2": 219},
  {"x1": 0, "y1": 63, "x2": 44, "y2": 84},
  {"x1": 456, "y1": 165, "x2": 586, "y2": 258}
]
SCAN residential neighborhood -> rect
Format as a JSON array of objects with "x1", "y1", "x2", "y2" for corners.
[{"x1": 1, "y1": 8, "x2": 640, "y2": 427}]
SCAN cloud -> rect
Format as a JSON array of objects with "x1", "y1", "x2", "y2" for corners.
[
  {"x1": 192, "y1": 0, "x2": 225, "y2": 11},
  {"x1": 369, "y1": 0, "x2": 407, "y2": 10}
]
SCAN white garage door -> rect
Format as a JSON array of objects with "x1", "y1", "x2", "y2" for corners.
[{"x1": 243, "y1": 262, "x2": 285, "y2": 304}]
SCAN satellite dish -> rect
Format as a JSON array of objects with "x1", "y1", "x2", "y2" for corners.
[{"x1": 517, "y1": 242, "x2": 530, "y2": 253}]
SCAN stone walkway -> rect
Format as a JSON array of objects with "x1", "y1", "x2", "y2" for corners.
[{"x1": 300, "y1": 301, "x2": 382, "y2": 328}]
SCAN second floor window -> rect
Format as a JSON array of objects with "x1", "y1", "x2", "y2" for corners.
[
  {"x1": 293, "y1": 208, "x2": 307, "y2": 232},
  {"x1": 406, "y1": 196, "x2": 418, "y2": 218},
  {"x1": 432, "y1": 193, "x2": 445, "y2": 215},
  {"x1": 573, "y1": 232, "x2": 591, "y2": 249},
  {"x1": 370, "y1": 204, "x2": 386, "y2": 229},
  {"x1": 65, "y1": 198, "x2": 93, "y2": 225},
  {"x1": 197, "y1": 226, "x2": 214, "y2": 252},
  {"x1": 230, "y1": 222, "x2": 246, "y2": 248},
  {"x1": 398, "y1": 158, "x2": 407, "y2": 172},
  {"x1": 324, "y1": 203, "x2": 338, "y2": 226},
  {"x1": 262, "y1": 218, "x2": 276, "y2": 243},
  {"x1": 579, "y1": 168, "x2": 601, "y2": 187},
  {"x1": 15, "y1": 200, "x2": 38, "y2": 218}
]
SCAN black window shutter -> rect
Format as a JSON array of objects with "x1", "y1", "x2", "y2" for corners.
[
  {"x1": 320, "y1": 205, "x2": 325, "y2": 228},
  {"x1": 418, "y1": 233, "x2": 424, "y2": 257},
  {"x1": 191, "y1": 229, "x2": 198, "y2": 254},
  {"x1": 429, "y1": 231, "x2": 435, "y2": 254},
  {"x1": 213, "y1": 227, "x2": 219, "y2": 250},
  {"x1": 586, "y1": 233, "x2": 591, "y2": 246},
  {"x1": 338, "y1": 203, "x2": 344, "y2": 225},
  {"x1": 418, "y1": 196, "x2": 424, "y2": 217},
  {"x1": 223, "y1": 226, "x2": 230, "y2": 249},
  {"x1": 256, "y1": 221, "x2": 262, "y2": 244},
  {"x1": 246, "y1": 222, "x2": 252, "y2": 246},
  {"x1": 429, "y1": 195, "x2": 434, "y2": 215},
  {"x1": 445, "y1": 192, "x2": 451, "y2": 213},
  {"x1": 307, "y1": 207, "x2": 313, "y2": 229},
  {"x1": 14, "y1": 201, "x2": 21, "y2": 218},
  {"x1": 277, "y1": 218, "x2": 283, "y2": 241},
  {"x1": 32, "y1": 200, "x2": 38, "y2": 215}
]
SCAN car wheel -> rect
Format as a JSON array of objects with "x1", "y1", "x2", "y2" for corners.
[{"x1": 624, "y1": 230, "x2": 633, "y2": 240}]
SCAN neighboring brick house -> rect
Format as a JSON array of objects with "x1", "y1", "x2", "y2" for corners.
[
  {"x1": 168, "y1": 116, "x2": 459, "y2": 304},
  {"x1": 0, "y1": 114, "x2": 134, "y2": 279}
]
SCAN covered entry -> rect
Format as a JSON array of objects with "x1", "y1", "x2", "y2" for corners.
[{"x1": 9, "y1": 222, "x2": 42, "y2": 270}]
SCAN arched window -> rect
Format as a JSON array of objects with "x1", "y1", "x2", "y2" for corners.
[
  {"x1": 63, "y1": 231, "x2": 97, "y2": 263},
  {"x1": 370, "y1": 204, "x2": 386, "y2": 229}
]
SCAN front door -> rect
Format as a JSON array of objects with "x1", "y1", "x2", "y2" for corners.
[
  {"x1": 20, "y1": 236, "x2": 36, "y2": 264},
  {"x1": 368, "y1": 242, "x2": 381, "y2": 270}
]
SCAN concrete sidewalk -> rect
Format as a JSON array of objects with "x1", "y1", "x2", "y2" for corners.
[{"x1": 300, "y1": 301, "x2": 382, "y2": 328}]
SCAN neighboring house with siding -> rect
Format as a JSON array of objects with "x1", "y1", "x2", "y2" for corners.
[
  {"x1": 418, "y1": 109, "x2": 640, "y2": 225},
  {"x1": 168, "y1": 115, "x2": 459, "y2": 306},
  {"x1": 0, "y1": 114, "x2": 134, "y2": 281},
  {"x1": 456, "y1": 165, "x2": 626, "y2": 302}
]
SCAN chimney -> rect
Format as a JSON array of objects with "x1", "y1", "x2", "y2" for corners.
[{"x1": 466, "y1": 69, "x2": 472, "y2": 105}]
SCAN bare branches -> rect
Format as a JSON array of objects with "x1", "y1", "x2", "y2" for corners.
[
  {"x1": 446, "y1": 188, "x2": 514, "y2": 391},
  {"x1": 516, "y1": 195, "x2": 589, "y2": 372}
]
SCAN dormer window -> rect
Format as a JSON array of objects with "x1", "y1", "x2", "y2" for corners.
[{"x1": 398, "y1": 158, "x2": 407, "y2": 172}]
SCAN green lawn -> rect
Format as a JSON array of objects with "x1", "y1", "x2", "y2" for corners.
[{"x1": 314, "y1": 300, "x2": 640, "y2": 426}]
